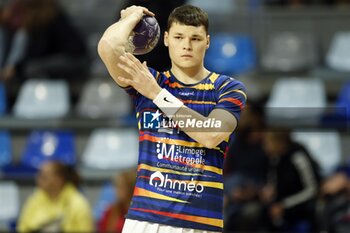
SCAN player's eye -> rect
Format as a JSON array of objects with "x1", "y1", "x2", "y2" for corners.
[{"x1": 174, "y1": 36, "x2": 182, "y2": 40}]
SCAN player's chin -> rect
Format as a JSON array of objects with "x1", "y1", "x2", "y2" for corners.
[{"x1": 177, "y1": 60, "x2": 199, "y2": 69}]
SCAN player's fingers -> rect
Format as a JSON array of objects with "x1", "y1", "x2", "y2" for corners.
[
  {"x1": 141, "y1": 7, "x2": 155, "y2": 17},
  {"x1": 117, "y1": 76, "x2": 134, "y2": 86},
  {"x1": 124, "y1": 52, "x2": 137, "y2": 62},
  {"x1": 119, "y1": 55, "x2": 139, "y2": 72},
  {"x1": 117, "y1": 62, "x2": 136, "y2": 76},
  {"x1": 142, "y1": 61, "x2": 149, "y2": 72},
  {"x1": 142, "y1": 61, "x2": 147, "y2": 69},
  {"x1": 125, "y1": 53, "x2": 144, "y2": 70}
]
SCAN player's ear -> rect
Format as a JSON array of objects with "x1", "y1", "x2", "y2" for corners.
[
  {"x1": 206, "y1": 34, "x2": 210, "y2": 49},
  {"x1": 164, "y1": 31, "x2": 169, "y2": 47}
]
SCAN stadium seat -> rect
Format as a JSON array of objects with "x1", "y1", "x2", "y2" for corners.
[
  {"x1": 0, "y1": 131, "x2": 11, "y2": 168},
  {"x1": 292, "y1": 131, "x2": 341, "y2": 177},
  {"x1": 261, "y1": 31, "x2": 318, "y2": 72},
  {"x1": 265, "y1": 78, "x2": 326, "y2": 125},
  {"x1": 335, "y1": 81, "x2": 350, "y2": 120},
  {"x1": 204, "y1": 34, "x2": 257, "y2": 76},
  {"x1": 93, "y1": 182, "x2": 117, "y2": 221},
  {"x1": 76, "y1": 78, "x2": 131, "y2": 118},
  {"x1": 326, "y1": 32, "x2": 350, "y2": 72},
  {"x1": 187, "y1": 0, "x2": 237, "y2": 13},
  {"x1": 21, "y1": 130, "x2": 76, "y2": 169},
  {"x1": 0, "y1": 82, "x2": 6, "y2": 115},
  {"x1": 81, "y1": 129, "x2": 138, "y2": 170},
  {"x1": 0, "y1": 182, "x2": 19, "y2": 223},
  {"x1": 13, "y1": 79, "x2": 70, "y2": 118}
]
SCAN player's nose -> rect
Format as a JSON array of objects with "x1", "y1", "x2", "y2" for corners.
[{"x1": 182, "y1": 38, "x2": 192, "y2": 50}]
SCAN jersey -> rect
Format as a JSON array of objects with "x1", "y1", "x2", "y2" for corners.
[{"x1": 124, "y1": 68, "x2": 247, "y2": 232}]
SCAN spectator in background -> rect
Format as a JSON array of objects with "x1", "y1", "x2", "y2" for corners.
[
  {"x1": 321, "y1": 163, "x2": 350, "y2": 232},
  {"x1": 261, "y1": 130, "x2": 321, "y2": 232},
  {"x1": 0, "y1": 0, "x2": 88, "y2": 102},
  {"x1": 17, "y1": 161, "x2": 94, "y2": 233},
  {"x1": 98, "y1": 169, "x2": 136, "y2": 233},
  {"x1": 224, "y1": 102, "x2": 269, "y2": 232},
  {"x1": 121, "y1": 0, "x2": 185, "y2": 72},
  {"x1": 322, "y1": 169, "x2": 350, "y2": 196},
  {"x1": 224, "y1": 101, "x2": 268, "y2": 180}
]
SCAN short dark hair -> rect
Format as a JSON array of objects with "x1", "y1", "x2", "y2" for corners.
[
  {"x1": 167, "y1": 5, "x2": 209, "y2": 34},
  {"x1": 51, "y1": 161, "x2": 81, "y2": 188}
]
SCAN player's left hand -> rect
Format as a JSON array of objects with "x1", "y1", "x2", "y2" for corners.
[
  {"x1": 269, "y1": 203, "x2": 284, "y2": 220},
  {"x1": 0, "y1": 65, "x2": 16, "y2": 81},
  {"x1": 117, "y1": 52, "x2": 162, "y2": 100}
]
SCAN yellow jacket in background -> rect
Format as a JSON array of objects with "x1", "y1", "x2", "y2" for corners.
[{"x1": 17, "y1": 183, "x2": 94, "y2": 233}]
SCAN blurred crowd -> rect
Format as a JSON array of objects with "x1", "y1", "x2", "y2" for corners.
[
  {"x1": 16, "y1": 160, "x2": 136, "y2": 233},
  {"x1": 224, "y1": 102, "x2": 350, "y2": 232},
  {"x1": 0, "y1": 0, "x2": 89, "y2": 106}
]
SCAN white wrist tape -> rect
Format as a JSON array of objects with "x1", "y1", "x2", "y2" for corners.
[{"x1": 153, "y1": 88, "x2": 184, "y2": 118}]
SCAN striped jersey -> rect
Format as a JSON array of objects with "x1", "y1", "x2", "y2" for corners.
[{"x1": 124, "y1": 68, "x2": 247, "y2": 232}]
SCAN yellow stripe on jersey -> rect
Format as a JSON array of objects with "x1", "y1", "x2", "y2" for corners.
[
  {"x1": 182, "y1": 99, "x2": 216, "y2": 105},
  {"x1": 139, "y1": 164, "x2": 212, "y2": 177},
  {"x1": 174, "y1": 212, "x2": 223, "y2": 228},
  {"x1": 132, "y1": 208, "x2": 223, "y2": 228},
  {"x1": 134, "y1": 187, "x2": 189, "y2": 203},
  {"x1": 219, "y1": 89, "x2": 247, "y2": 100},
  {"x1": 200, "y1": 181, "x2": 223, "y2": 189},
  {"x1": 139, "y1": 163, "x2": 222, "y2": 177},
  {"x1": 218, "y1": 81, "x2": 230, "y2": 90},
  {"x1": 191, "y1": 163, "x2": 223, "y2": 175},
  {"x1": 209, "y1": 73, "x2": 220, "y2": 83},
  {"x1": 193, "y1": 83, "x2": 215, "y2": 91},
  {"x1": 164, "y1": 71, "x2": 171, "y2": 78},
  {"x1": 139, "y1": 164, "x2": 224, "y2": 189},
  {"x1": 141, "y1": 135, "x2": 203, "y2": 148}
]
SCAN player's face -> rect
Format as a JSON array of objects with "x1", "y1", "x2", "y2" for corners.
[{"x1": 164, "y1": 23, "x2": 209, "y2": 69}]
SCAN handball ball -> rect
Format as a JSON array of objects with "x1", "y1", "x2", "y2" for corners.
[{"x1": 127, "y1": 16, "x2": 160, "y2": 55}]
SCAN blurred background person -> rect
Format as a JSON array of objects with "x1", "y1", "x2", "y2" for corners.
[
  {"x1": 261, "y1": 130, "x2": 321, "y2": 232},
  {"x1": 224, "y1": 101, "x2": 269, "y2": 232},
  {"x1": 320, "y1": 162, "x2": 350, "y2": 232},
  {"x1": 0, "y1": 0, "x2": 88, "y2": 106},
  {"x1": 98, "y1": 169, "x2": 136, "y2": 233},
  {"x1": 17, "y1": 161, "x2": 94, "y2": 233}
]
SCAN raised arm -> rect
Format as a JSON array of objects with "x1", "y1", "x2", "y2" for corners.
[
  {"x1": 115, "y1": 53, "x2": 245, "y2": 149},
  {"x1": 97, "y1": 5, "x2": 154, "y2": 87}
]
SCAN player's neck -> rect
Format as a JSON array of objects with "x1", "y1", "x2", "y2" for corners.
[{"x1": 170, "y1": 64, "x2": 210, "y2": 85}]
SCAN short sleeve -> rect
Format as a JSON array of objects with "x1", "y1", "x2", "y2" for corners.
[{"x1": 215, "y1": 77, "x2": 247, "y2": 121}]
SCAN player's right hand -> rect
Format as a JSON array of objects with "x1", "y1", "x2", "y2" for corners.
[{"x1": 120, "y1": 5, "x2": 154, "y2": 22}]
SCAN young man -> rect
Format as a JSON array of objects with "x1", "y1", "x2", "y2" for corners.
[{"x1": 98, "y1": 4, "x2": 247, "y2": 233}]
